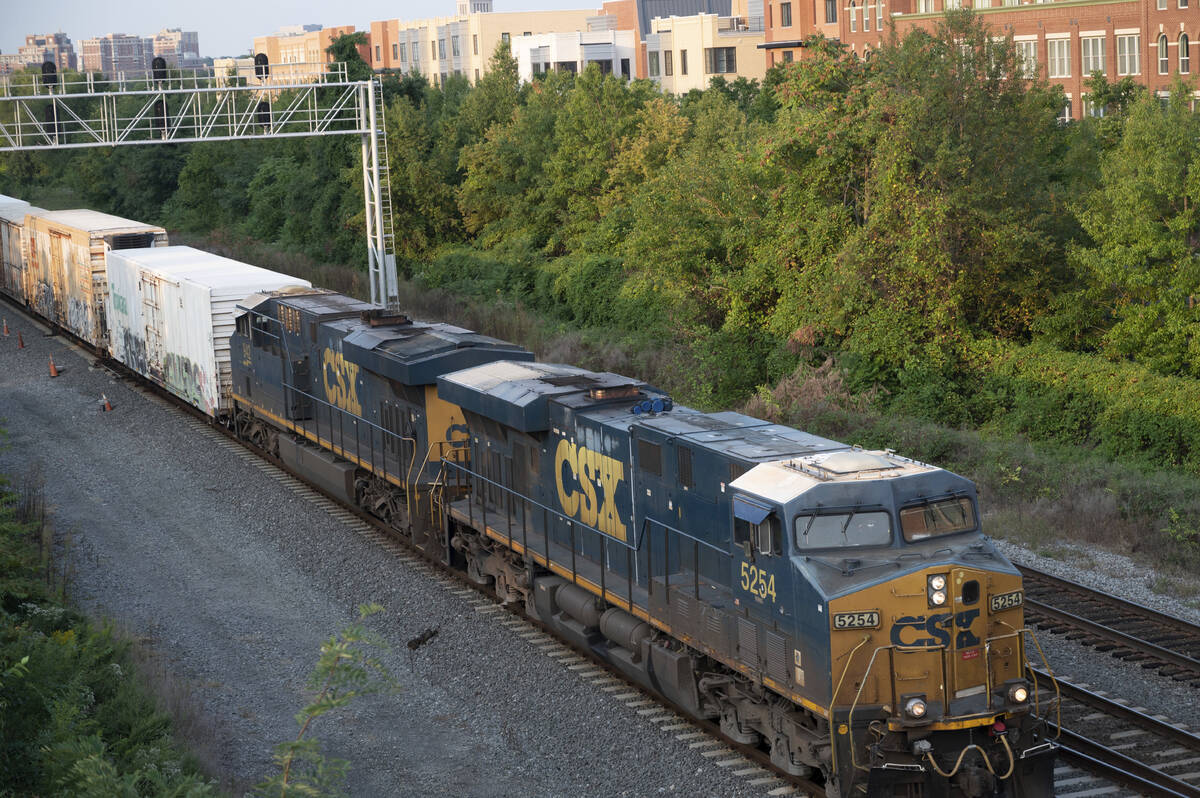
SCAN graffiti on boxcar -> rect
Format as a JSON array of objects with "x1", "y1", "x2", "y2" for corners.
[
  {"x1": 163, "y1": 352, "x2": 213, "y2": 413},
  {"x1": 33, "y1": 282, "x2": 54, "y2": 318},
  {"x1": 122, "y1": 330, "x2": 149, "y2": 374},
  {"x1": 66, "y1": 297, "x2": 90, "y2": 337}
]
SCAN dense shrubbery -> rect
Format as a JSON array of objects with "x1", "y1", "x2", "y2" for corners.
[
  {"x1": 0, "y1": 481, "x2": 214, "y2": 796},
  {"x1": 4, "y1": 15, "x2": 1200, "y2": 475}
]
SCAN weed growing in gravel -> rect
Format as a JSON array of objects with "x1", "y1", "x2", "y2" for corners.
[{"x1": 258, "y1": 603, "x2": 399, "y2": 798}]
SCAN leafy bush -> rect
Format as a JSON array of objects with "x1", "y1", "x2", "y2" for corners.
[{"x1": 0, "y1": 481, "x2": 215, "y2": 796}]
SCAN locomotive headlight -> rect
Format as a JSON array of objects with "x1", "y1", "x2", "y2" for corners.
[
  {"x1": 904, "y1": 697, "x2": 928, "y2": 718},
  {"x1": 1008, "y1": 684, "x2": 1030, "y2": 704},
  {"x1": 928, "y1": 574, "x2": 949, "y2": 607}
]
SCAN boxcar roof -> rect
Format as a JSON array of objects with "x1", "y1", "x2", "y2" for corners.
[
  {"x1": 31, "y1": 209, "x2": 165, "y2": 234},
  {"x1": 107, "y1": 246, "x2": 310, "y2": 292}
]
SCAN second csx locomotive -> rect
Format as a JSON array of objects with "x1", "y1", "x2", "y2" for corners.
[{"x1": 229, "y1": 288, "x2": 1058, "y2": 798}]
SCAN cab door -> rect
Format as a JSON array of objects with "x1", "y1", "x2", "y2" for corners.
[
  {"x1": 948, "y1": 567, "x2": 987, "y2": 701},
  {"x1": 731, "y1": 495, "x2": 786, "y2": 620}
]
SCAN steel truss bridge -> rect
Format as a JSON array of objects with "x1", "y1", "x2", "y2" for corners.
[{"x1": 0, "y1": 63, "x2": 399, "y2": 307}]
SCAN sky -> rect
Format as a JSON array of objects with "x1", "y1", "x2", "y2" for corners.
[{"x1": 4, "y1": 0, "x2": 598, "y2": 60}]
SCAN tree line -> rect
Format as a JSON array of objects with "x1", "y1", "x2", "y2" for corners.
[{"x1": 4, "y1": 13, "x2": 1200, "y2": 470}]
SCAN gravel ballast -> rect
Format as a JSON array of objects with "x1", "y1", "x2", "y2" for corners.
[
  {"x1": 5, "y1": 306, "x2": 1200, "y2": 795},
  {"x1": 0, "y1": 315, "x2": 771, "y2": 797}
]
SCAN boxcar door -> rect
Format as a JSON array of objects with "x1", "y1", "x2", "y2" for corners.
[{"x1": 140, "y1": 272, "x2": 165, "y2": 380}]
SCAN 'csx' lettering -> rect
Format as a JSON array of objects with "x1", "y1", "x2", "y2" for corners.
[
  {"x1": 322, "y1": 348, "x2": 362, "y2": 416},
  {"x1": 890, "y1": 609, "x2": 981, "y2": 649},
  {"x1": 555, "y1": 439, "x2": 628, "y2": 542}
]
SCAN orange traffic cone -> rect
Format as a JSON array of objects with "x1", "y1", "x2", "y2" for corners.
[
  {"x1": 16, "y1": 331, "x2": 24, "y2": 349},
  {"x1": 101, "y1": 394, "x2": 113, "y2": 412},
  {"x1": 48, "y1": 355, "x2": 59, "y2": 378},
  {"x1": 2, "y1": 318, "x2": 8, "y2": 337}
]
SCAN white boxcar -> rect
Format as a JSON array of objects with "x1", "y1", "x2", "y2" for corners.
[
  {"x1": 106, "y1": 246, "x2": 311, "y2": 417},
  {"x1": 24, "y1": 209, "x2": 168, "y2": 347},
  {"x1": 0, "y1": 196, "x2": 34, "y2": 303}
]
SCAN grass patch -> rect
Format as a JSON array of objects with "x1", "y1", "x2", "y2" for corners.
[{"x1": 0, "y1": 471, "x2": 218, "y2": 796}]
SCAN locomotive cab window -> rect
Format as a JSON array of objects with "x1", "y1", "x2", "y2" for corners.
[
  {"x1": 733, "y1": 497, "x2": 782, "y2": 556},
  {"x1": 794, "y1": 510, "x2": 891, "y2": 549},
  {"x1": 899, "y1": 496, "x2": 976, "y2": 542}
]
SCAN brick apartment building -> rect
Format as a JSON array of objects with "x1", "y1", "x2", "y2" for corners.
[{"x1": 763, "y1": 0, "x2": 1200, "y2": 118}]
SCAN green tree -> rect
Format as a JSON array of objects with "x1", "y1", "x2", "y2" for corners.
[
  {"x1": 326, "y1": 33, "x2": 373, "y2": 81},
  {"x1": 1071, "y1": 85, "x2": 1200, "y2": 376}
]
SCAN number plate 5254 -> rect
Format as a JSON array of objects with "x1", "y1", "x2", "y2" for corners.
[
  {"x1": 989, "y1": 590, "x2": 1023, "y2": 612},
  {"x1": 833, "y1": 611, "x2": 880, "y2": 630}
]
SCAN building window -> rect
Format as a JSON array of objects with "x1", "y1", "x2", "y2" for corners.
[
  {"x1": 1159, "y1": 34, "x2": 1169, "y2": 74},
  {"x1": 1181, "y1": 34, "x2": 1191, "y2": 73},
  {"x1": 452, "y1": 36, "x2": 461, "y2": 57},
  {"x1": 850, "y1": 0, "x2": 857, "y2": 32},
  {"x1": 876, "y1": 0, "x2": 883, "y2": 29},
  {"x1": 826, "y1": 0, "x2": 838, "y2": 22},
  {"x1": 705, "y1": 46, "x2": 737, "y2": 73},
  {"x1": 783, "y1": 50, "x2": 795, "y2": 62},
  {"x1": 439, "y1": 39, "x2": 446, "y2": 60},
  {"x1": 501, "y1": 32, "x2": 510, "y2": 45},
  {"x1": 780, "y1": 1, "x2": 793, "y2": 26},
  {"x1": 375, "y1": 45, "x2": 381, "y2": 62},
  {"x1": 863, "y1": 1, "x2": 870, "y2": 29},
  {"x1": 1082, "y1": 96, "x2": 1106, "y2": 117},
  {"x1": 1047, "y1": 38, "x2": 1070, "y2": 78},
  {"x1": 621, "y1": 57, "x2": 630, "y2": 78},
  {"x1": 649, "y1": 50, "x2": 660, "y2": 76},
  {"x1": 412, "y1": 42, "x2": 419, "y2": 63},
  {"x1": 1081, "y1": 36, "x2": 1105, "y2": 74},
  {"x1": 680, "y1": 49, "x2": 688, "y2": 75},
  {"x1": 919, "y1": 0, "x2": 935, "y2": 10},
  {"x1": 1058, "y1": 96, "x2": 1072, "y2": 123},
  {"x1": 1117, "y1": 34, "x2": 1140, "y2": 75},
  {"x1": 1158, "y1": 0, "x2": 1167, "y2": 8},
  {"x1": 475, "y1": 68, "x2": 480, "y2": 81},
  {"x1": 392, "y1": 43, "x2": 399, "y2": 60},
  {"x1": 664, "y1": 49, "x2": 673, "y2": 76},
  {"x1": 432, "y1": 41, "x2": 437, "y2": 59},
  {"x1": 473, "y1": 34, "x2": 479, "y2": 55},
  {"x1": 1182, "y1": 0, "x2": 1190, "y2": 8},
  {"x1": 1015, "y1": 40, "x2": 1037, "y2": 73}
]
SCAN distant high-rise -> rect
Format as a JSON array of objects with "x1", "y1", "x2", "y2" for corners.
[
  {"x1": 0, "y1": 32, "x2": 76, "y2": 75},
  {"x1": 153, "y1": 28, "x2": 201, "y2": 68},
  {"x1": 21, "y1": 32, "x2": 77, "y2": 71},
  {"x1": 80, "y1": 33, "x2": 154, "y2": 75}
]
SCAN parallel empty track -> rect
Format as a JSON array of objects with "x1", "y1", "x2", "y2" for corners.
[{"x1": 1020, "y1": 564, "x2": 1200, "y2": 685}]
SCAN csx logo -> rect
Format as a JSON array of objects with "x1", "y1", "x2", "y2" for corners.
[
  {"x1": 555, "y1": 439, "x2": 628, "y2": 542},
  {"x1": 890, "y1": 609, "x2": 981, "y2": 649},
  {"x1": 322, "y1": 348, "x2": 362, "y2": 416}
]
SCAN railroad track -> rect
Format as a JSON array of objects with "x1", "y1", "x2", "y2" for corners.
[
  {"x1": 0, "y1": 299, "x2": 815, "y2": 798},
  {"x1": 1032, "y1": 668, "x2": 1200, "y2": 797},
  {"x1": 1019, "y1": 564, "x2": 1200, "y2": 685},
  {"x1": 16, "y1": 299, "x2": 1200, "y2": 797}
]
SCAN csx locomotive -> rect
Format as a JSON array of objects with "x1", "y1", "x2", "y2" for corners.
[
  {"x1": 0, "y1": 190, "x2": 1059, "y2": 795},
  {"x1": 229, "y1": 288, "x2": 1059, "y2": 797}
]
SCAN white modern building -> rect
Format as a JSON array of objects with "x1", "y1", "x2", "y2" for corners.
[{"x1": 511, "y1": 29, "x2": 637, "y2": 82}]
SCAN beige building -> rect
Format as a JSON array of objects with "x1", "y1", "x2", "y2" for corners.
[
  {"x1": 511, "y1": 28, "x2": 638, "y2": 81},
  {"x1": 153, "y1": 28, "x2": 201, "y2": 68},
  {"x1": 644, "y1": 2, "x2": 766, "y2": 93},
  {"x1": 252, "y1": 24, "x2": 367, "y2": 82},
  {"x1": 369, "y1": 1, "x2": 598, "y2": 84},
  {"x1": 81, "y1": 33, "x2": 154, "y2": 75}
]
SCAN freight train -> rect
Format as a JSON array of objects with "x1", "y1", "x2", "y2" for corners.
[{"x1": 0, "y1": 192, "x2": 1059, "y2": 796}]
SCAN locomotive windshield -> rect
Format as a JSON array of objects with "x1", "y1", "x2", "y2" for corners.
[
  {"x1": 793, "y1": 511, "x2": 891, "y2": 549},
  {"x1": 899, "y1": 496, "x2": 977, "y2": 541}
]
